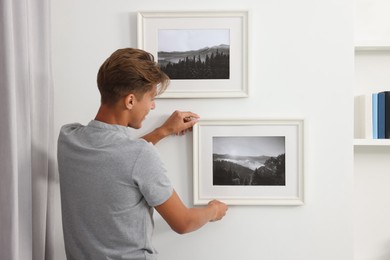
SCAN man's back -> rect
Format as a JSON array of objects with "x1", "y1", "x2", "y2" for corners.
[{"x1": 57, "y1": 120, "x2": 172, "y2": 260}]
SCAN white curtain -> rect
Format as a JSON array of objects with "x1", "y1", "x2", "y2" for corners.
[{"x1": 0, "y1": 0, "x2": 56, "y2": 259}]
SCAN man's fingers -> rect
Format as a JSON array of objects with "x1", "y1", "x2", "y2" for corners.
[{"x1": 181, "y1": 111, "x2": 200, "y2": 120}]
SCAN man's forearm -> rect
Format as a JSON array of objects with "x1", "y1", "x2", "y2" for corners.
[
  {"x1": 155, "y1": 191, "x2": 227, "y2": 235},
  {"x1": 141, "y1": 127, "x2": 169, "y2": 145}
]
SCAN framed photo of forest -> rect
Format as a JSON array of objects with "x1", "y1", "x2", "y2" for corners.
[
  {"x1": 193, "y1": 119, "x2": 304, "y2": 205},
  {"x1": 137, "y1": 11, "x2": 248, "y2": 98}
]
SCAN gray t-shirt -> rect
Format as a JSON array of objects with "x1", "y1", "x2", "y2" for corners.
[{"x1": 57, "y1": 120, "x2": 173, "y2": 260}]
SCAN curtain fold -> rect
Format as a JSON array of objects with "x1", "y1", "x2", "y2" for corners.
[{"x1": 0, "y1": 0, "x2": 55, "y2": 259}]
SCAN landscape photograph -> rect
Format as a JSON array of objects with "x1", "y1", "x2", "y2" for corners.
[
  {"x1": 213, "y1": 136, "x2": 286, "y2": 186},
  {"x1": 157, "y1": 29, "x2": 230, "y2": 79}
]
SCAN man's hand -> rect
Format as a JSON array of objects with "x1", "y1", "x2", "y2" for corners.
[
  {"x1": 155, "y1": 191, "x2": 228, "y2": 234},
  {"x1": 142, "y1": 110, "x2": 199, "y2": 145},
  {"x1": 160, "y1": 110, "x2": 200, "y2": 136},
  {"x1": 207, "y1": 200, "x2": 228, "y2": 222}
]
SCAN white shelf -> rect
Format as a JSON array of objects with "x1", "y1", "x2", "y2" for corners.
[
  {"x1": 354, "y1": 139, "x2": 390, "y2": 146},
  {"x1": 355, "y1": 46, "x2": 390, "y2": 52},
  {"x1": 354, "y1": 49, "x2": 390, "y2": 147}
]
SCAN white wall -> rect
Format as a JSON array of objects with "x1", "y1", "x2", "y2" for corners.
[
  {"x1": 354, "y1": 0, "x2": 390, "y2": 46},
  {"x1": 51, "y1": 0, "x2": 354, "y2": 259}
]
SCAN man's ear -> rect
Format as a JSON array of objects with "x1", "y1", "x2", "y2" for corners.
[{"x1": 124, "y1": 93, "x2": 136, "y2": 110}]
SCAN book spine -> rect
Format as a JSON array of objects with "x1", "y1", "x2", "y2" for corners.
[
  {"x1": 385, "y1": 91, "x2": 390, "y2": 138},
  {"x1": 372, "y1": 93, "x2": 378, "y2": 139},
  {"x1": 378, "y1": 92, "x2": 386, "y2": 139}
]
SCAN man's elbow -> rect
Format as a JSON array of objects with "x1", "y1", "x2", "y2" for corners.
[
  {"x1": 172, "y1": 227, "x2": 188, "y2": 235},
  {"x1": 170, "y1": 220, "x2": 197, "y2": 234}
]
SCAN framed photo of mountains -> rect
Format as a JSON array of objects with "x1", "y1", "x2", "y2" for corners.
[
  {"x1": 137, "y1": 11, "x2": 248, "y2": 98},
  {"x1": 193, "y1": 119, "x2": 304, "y2": 205}
]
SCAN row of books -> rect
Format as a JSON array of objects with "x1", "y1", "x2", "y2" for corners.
[{"x1": 355, "y1": 91, "x2": 390, "y2": 139}]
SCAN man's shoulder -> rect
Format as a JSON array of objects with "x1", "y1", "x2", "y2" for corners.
[
  {"x1": 58, "y1": 123, "x2": 85, "y2": 140},
  {"x1": 60, "y1": 122, "x2": 84, "y2": 133},
  {"x1": 135, "y1": 140, "x2": 162, "y2": 161}
]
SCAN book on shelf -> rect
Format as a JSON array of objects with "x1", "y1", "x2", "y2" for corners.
[
  {"x1": 372, "y1": 93, "x2": 378, "y2": 139},
  {"x1": 384, "y1": 91, "x2": 390, "y2": 138},
  {"x1": 378, "y1": 92, "x2": 385, "y2": 138},
  {"x1": 355, "y1": 91, "x2": 390, "y2": 139}
]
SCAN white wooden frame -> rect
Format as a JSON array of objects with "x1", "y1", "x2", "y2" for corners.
[
  {"x1": 193, "y1": 119, "x2": 304, "y2": 205},
  {"x1": 137, "y1": 11, "x2": 248, "y2": 98}
]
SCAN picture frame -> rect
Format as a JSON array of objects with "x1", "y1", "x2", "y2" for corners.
[
  {"x1": 137, "y1": 11, "x2": 248, "y2": 98},
  {"x1": 193, "y1": 119, "x2": 304, "y2": 206}
]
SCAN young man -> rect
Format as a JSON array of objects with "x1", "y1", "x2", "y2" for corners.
[{"x1": 57, "y1": 48, "x2": 228, "y2": 260}]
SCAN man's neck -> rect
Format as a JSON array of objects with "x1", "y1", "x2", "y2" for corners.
[{"x1": 94, "y1": 104, "x2": 127, "y2": 126}]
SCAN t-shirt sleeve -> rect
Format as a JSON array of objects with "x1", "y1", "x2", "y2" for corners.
[{"x1": 132, "y1": 142, "x2": 173, "y2": 207}]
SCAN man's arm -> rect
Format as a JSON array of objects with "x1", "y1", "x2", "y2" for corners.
[
  {"x1": 142, "y1": 110, "x2": 199, "y2": 145},
  {"x1": 155, "y1": 190, "x2": 228, "y2": 234}
]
